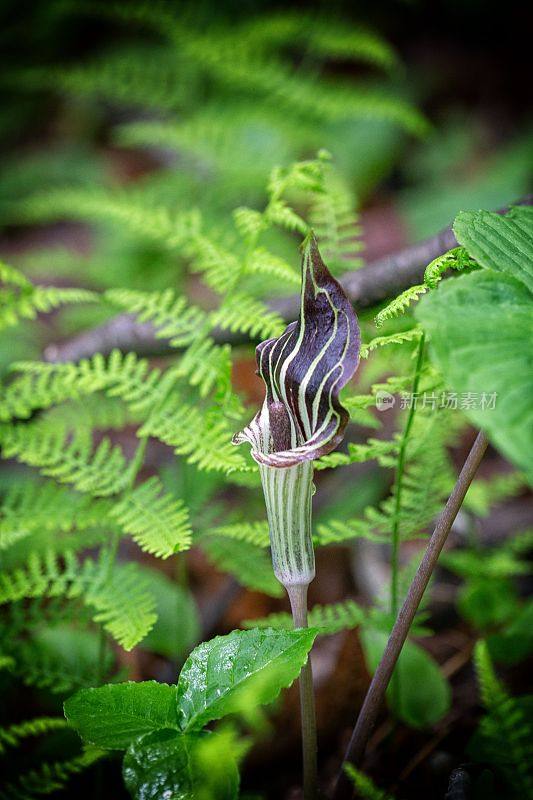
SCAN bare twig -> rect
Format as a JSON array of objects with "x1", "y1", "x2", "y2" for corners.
[
  {"x1": 43, "y1": 197, "x2": 532, "y2": 363},
  {"x1": 332, "y1": 431, "x2": 489, "y2": 800}
]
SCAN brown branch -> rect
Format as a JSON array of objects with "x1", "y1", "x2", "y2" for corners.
[
  {"x1": 331, "y1": 430, "x2": 489, "y2": 800},
  {"x1": 43, "y1": 197, "x2": 531, "y2": 363}
]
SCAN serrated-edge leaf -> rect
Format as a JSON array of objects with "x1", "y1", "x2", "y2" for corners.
[
  {"x1": 176, "y1": 628, "x2": 316, "y2": 731},
  {"x1": 64, "y1": 681, "x2": 180, "y2": 750}
]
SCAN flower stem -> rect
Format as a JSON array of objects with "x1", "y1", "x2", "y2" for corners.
[{"x1": 287, "y1": 582, "x2": 318, "y2": 800}]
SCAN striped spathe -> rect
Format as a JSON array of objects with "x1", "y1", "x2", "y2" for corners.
[{"x1": 233, "y1": 233, "x2": 360, "y2": 585}]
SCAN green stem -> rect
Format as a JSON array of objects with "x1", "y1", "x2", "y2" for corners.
[
  {"x1": 287, "y1": 583, "x2": 318, "y2": 800},
  {"x1": 389, "y1": 333, "x2": 425, "y2": 701}
]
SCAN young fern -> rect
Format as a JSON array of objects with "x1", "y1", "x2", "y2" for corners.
[
  {"x1": 375, "y1": 245, "x2": 479, "y2": 326},
  {"x1": 344, "y1": 764, "x2": 395, "y2": 800}
]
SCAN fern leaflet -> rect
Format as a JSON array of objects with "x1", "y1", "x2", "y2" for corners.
[
  {"x1": 105, "y1": 288, "x2": 207, "y2": 347},
  {"x1": 111, "y1": 477, "x2": 192, "y2": 558},
  {"x1": 244, "y1": 599, "x2": 366, "y2": 634},
  {"x1": 375, "y1": 284, "x2": 428, "y2": 327},
  {"x1": 0, "y1": 717, "x2": 68, "y2": 755},
  {"x1": 0, "y1": 550, "x2": 156, "y2": 650}
]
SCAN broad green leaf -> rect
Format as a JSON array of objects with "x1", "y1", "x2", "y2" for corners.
[
  {"x1": 454, "y1": 207, "x2": 533, "y2": 292},
  {"x1": 139, "y1": 568, "x2": 200, "y2": 660},
  {"x1": 123, "y1": 730, "x2": 239, "y2": 800},
  {"x1": 361, "y1": 627, "x2": 450, "y2": 727},
  {"x1": 176, "y1": 628, "x2": 316, "y2": 731},
  {"x1": 416, "y1": 271, "x2": 533, "y2": 483},
  {"x1": 64, "y1": 681, "x2": 180, "y2": 749}
]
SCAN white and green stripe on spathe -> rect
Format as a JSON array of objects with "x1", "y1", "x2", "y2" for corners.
[{"x1": 259, "y1": 460, "x2": 315, "y2": 586}]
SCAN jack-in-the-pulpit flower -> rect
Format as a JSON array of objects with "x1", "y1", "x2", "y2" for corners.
[{"x1": 233, "y1": 233, "x2": 360, "y2": 589}]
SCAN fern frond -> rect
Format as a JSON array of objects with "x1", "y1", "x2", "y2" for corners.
[
  {"x1": 0, "y1": 550, "x2": 156, "y2": 650},
  {"x1": 341, "y1": 393, "x2": 377, "y2": 412},
  {"x1": 0, "y1": 748, "x2": 103, "y2": 800},
  {"x1": 464, "y1": 471, "x2": 525, "y2": 517},
  {"x1": 43, "y1": 395, "x2": 138, "y2": 432},
  {"x1": 265, "y1": 199, "x2": 308, "y2": 235},
  {"x1": 316, "y1": 437, "x2": 400, "y2": 470},
  {"x1": 0, "y1": 261, "x2": 31, "y2": 288},
  {"x1": 110, "y1": 477, "x2": 192, "y2": 558},
  {"x1": 81, "y1": 8, "x2": 426, "y2": 134},
  {"x1": 309, "y1": 168, "x2": 363, "y2": 274},
  {"x1": 189, "y1": 234, "x2": 242, "y2": 294},
  {"x1": 246, "y1": 247, "x2": 300, "y2": 286},
  {"x1": 241, "y1": 12, "x2": 399, "y2": 71},
  {"x1": 344, "y1": 764, "x2": 395, "y2": 800},
  {"x1": 360, "y1": 327, "x2": 423, "y2": 359},
  {"x1": 473, "y1": 641, "x2": 533, "y2": 796},
  {"x1": 0, "y1": 717, "x2": 68, "y2": 755},
  {"x1": 201, "y1": 535, "x2": 283, "y2": 597},
  {"x1": 1, "y1": 278, "x2": 98, "y2": 331},
  {"x1": 21, "y1": 188, "x2": 200, "y2": 251},
  {"x1": 423, "y1": 246, "x2": 478, "y2": 288},
  {"x1": 176, "y1": 337, "x2": 232, "y2": 398},
  {"x1": 232, "y1": 208, "x2": 268, "y2": 242},
  {"x1": 210, "y1": 521, "x2": 270, "y2": 548},
  {"x1": 244, "y1": 599, "x2": 366, "y2": 634},
  {"x1": 0, "y1": 481, "x2": 112, "y2": 551},
  {"x1": 8, "y1": 627, "x2": 114, "y2": 694},
  {"x1": 373, "y1": 247, "x2": 478, "y2": 329},
  {"x1": 3, "y1": 350, "x2": 155, "y2": 422},
  {"x1": 139, "y1": 392, "x2": 249, "y2": 474},
  {"x1": 375, "y1": 284, "x2": 428, "y2": 327},
  {"x1": 315, "y1": 517, "x2": 389, "y2": 546},
  {"x1": 0, "y1": 423, "x2": 130, "y2": 497},
  {"x1": 105, "y1": 288, "x2": 206, "y2": 348},
  {"x1": 474, "y1": 640, "x2": 509, "y2": 709},
  {"x1": 210, "y1": 293, "x2": 285, "y2": 340},
  {"x1": 317, "y1": 410, "x2": 456, "y2": 544},
  {"x1": 20, "y1": 44, "x2": 189, "y2": 112}
]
